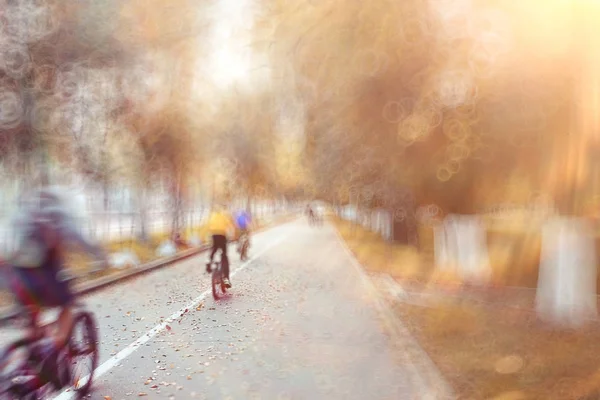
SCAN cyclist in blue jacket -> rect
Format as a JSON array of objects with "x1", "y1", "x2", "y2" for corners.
[{"x1": 235, "y1": 209, "x2": 252, "y2": 253}]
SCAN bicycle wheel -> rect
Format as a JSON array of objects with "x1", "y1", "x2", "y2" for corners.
[
  {"x1": 211, "y1": 264, "x2": 221, "y2": 300},
  {"x1": 220, "y1": 275, "x2": 227, "y2": 294},
  {"x1": 0, "y1": 375, "x2": 44, "y2": 400},
  {"x1": 0, "y1": 339, "x2": 46, "y2": 399},
  {"x1": 239, "y1": 239, "x2": 246, "y2": 261},
  {"x1": 68, "y1": 312, "x2": 98, "y2": 397},
  {"x1": 219, "y1": 258, "x2": 228, "y2": 294}
]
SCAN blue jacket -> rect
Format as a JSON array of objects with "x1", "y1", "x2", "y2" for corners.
[{"x1": 235, "y1": 211, "x2": 251, "y2": 230}]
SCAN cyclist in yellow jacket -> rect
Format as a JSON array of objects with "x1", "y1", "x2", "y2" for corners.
[{"x1": 205, "y1": 204, "x2": 236, "y2": 288}]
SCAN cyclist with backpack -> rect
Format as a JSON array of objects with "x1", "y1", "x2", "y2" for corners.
[
  {"x1": 205, "y1": 203, "x2": 236, "y2": 288},
  {"x1": 6, "y1": 186, "x2": 108, "y2": 386}
]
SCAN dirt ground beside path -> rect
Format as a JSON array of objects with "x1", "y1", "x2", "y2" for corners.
[
  {"x1": 331, "y1": 216, "x2": 600, "y2": 400},
  {"x1": 394, "y1": 297, "x2": 600, "y2": 400}
]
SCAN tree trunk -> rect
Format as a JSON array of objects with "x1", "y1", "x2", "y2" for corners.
[
  {"x1": 534, "y1": 2, "x2": 600, "y2": 328},
  {"x1": 170, "y1": 171, "x2": 187, "y2": 239},
  {"x1": 391, "y1": 192, "x2": 419, "y2": 248},
  {"x1": 103, "y1": 180, "x2": 110, "y2": 212},
  {"x1": 137, "y1": 185, "x2": 149, "y2": 243}
]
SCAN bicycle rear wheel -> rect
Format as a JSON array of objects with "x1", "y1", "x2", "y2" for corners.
[
  {"x1": 240, "y1": 240, "x2": 249, "y2": 261},
  {"x1": 220, "y1": 258, "x2": 229, "y2": 294},
  {"x1": 0, "y1": 377, "x2": 44, "y2": 400},
  {"x1": 0, "y1": 338, "x2": 47, "y2": 399},
  {"x1": 211, "y1": 264, "x2": 221, "y2": 300},
  {"x1": 220, "y1": 276, "x2": 228, "y2": 294},
  {"x1": 68, "y1": 312, "x2": 99, "y2": 397}
]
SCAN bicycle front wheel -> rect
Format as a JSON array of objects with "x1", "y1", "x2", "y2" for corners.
[{"x1": 68, "y1": 312, "x2": 99, "y2": 398}]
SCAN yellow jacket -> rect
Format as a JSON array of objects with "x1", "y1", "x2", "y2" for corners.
[{"x1": 206, "y1": 210, "x2": 235, "y2": 236}]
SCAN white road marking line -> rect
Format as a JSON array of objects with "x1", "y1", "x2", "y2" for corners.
[{"x1": 52, "y1": 233, "x2": 289, "y2": 400}]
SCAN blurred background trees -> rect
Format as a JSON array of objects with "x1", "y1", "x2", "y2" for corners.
[
  {"x1": 256, "y1": 0, "x2": 596, "y2": 227},
  {"x1": 3, "y1": 0, "x2": 599, "y2": 239}
]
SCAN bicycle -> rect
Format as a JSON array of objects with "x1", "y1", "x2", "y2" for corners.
[
  {"x1": 209, "y1": 256, "x2": 228, "y2": 301},
  {"x1": 307, "y1": 212, "x2": 321, "y2": 226},
  {"x1": 0, "y1": 272, "x2": 100, "y2": 399},
  {"x1": 237, "y1": 231, "x2": 250, "y2": 261}
]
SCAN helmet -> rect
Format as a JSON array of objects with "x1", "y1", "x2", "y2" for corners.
[{"x1": 18, "y1": 185, "x2": 77, "y2": 230}]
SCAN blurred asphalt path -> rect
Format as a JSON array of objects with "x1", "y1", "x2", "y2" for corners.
[{"x1": 0, "y1": 219, "x2": 451, "y2": 399}]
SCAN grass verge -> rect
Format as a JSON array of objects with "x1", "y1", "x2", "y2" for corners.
[{"x1": 331, "y1": 215, "x2": 600, "y2": 400}]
